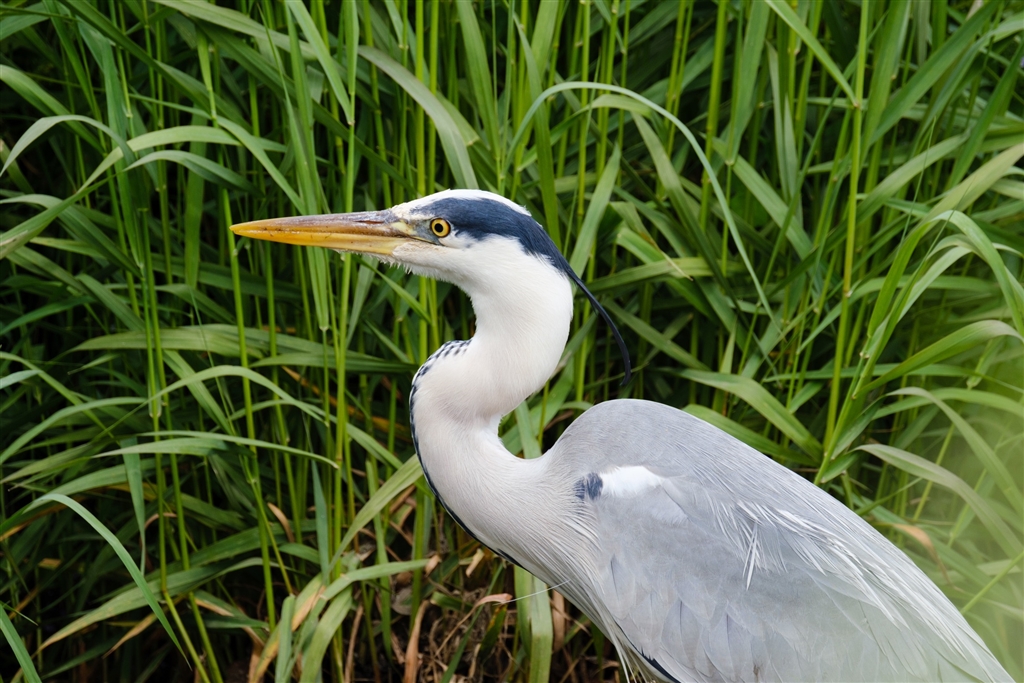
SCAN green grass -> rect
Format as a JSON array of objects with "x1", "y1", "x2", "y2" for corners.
[{"x1": 1, "y1": 0, "x2": 1022, "y2": 681}]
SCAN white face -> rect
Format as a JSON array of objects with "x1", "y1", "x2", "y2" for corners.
[
  {"x1": 391, "y1": 232, "x2": 550, "y2": 299},
  {"x1": 367, "y1": 190, "x2": 561, "y2": 293}
]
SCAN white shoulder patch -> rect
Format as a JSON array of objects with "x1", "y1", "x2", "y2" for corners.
[{"x1": 600, "y1": 466, "x2": 664, "y2": 497}]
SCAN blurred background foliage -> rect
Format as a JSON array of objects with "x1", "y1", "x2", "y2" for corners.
[{"x1": 1, "y1": 0, "x2": 1022, "y2": 681}]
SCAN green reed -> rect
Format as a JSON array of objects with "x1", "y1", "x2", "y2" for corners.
[{"x1": 1, "y1": 1, "x2": 1022, "y2": 681}]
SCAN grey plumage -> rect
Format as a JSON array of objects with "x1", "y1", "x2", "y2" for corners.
[{"x1": 529, "y1": 400, "x2": 1011, "y2": 682}]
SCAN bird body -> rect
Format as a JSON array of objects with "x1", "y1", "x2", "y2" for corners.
[
  {"x1": 233, "y1": 190, "x2": 1011, "y2": 682},
  {"x1": 537, "y1": 401, "x2": 1009, "y2": 682}
]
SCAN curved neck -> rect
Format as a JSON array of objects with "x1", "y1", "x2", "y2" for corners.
[{"x1": 408, "y1": 261, "x2": 573, "y2": 564}]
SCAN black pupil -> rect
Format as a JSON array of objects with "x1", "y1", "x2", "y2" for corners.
[{"x1": 434, "y1": 221, "x2": 445, "y2": 234}]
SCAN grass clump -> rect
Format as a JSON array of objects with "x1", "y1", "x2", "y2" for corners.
[{"x1": 1, "y1": 0, "x2": 1022, "y2": 681}]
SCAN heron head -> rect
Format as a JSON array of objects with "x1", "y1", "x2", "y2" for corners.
[
  {"x1": 232, "y1": 190, "x2": 568, "y2": 285},
  {"x1": 232, "y1": 189, "x2": 632, "y2": 382}
]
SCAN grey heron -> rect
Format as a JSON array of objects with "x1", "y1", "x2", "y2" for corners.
[{"x1": 233, "y1": 190, "x2": 1011, "y2": 682}]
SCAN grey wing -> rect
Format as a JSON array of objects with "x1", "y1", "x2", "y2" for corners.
[{"x1": 553, "y1": 400, "x2": 1011, "y2": 683}]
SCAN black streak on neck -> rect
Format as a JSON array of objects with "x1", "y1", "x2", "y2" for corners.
[{"x1": 408, "y1": 339, "x2": 524, "y2": 569}]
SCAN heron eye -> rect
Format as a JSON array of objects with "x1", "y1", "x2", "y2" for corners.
[{"x1": 430, "y1": 218, "x2": 451, "y2": 238}]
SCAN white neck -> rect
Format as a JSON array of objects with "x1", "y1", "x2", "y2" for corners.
[{"x1": 407, "y1": 242, "x2": 574, "y2": 569}]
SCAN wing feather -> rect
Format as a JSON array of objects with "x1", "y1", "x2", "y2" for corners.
[{"x1": 549, "y1": 400, "x2": 1011, "y2": 683}]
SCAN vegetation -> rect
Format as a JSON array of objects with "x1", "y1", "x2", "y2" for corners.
[{"x1": 1, "y1": 0, "x2": 1022, "y2": 680}]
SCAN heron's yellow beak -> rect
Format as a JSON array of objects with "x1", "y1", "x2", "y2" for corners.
[{"x1": 230, "y1": 210, "x2": 416, "y2": 256}]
